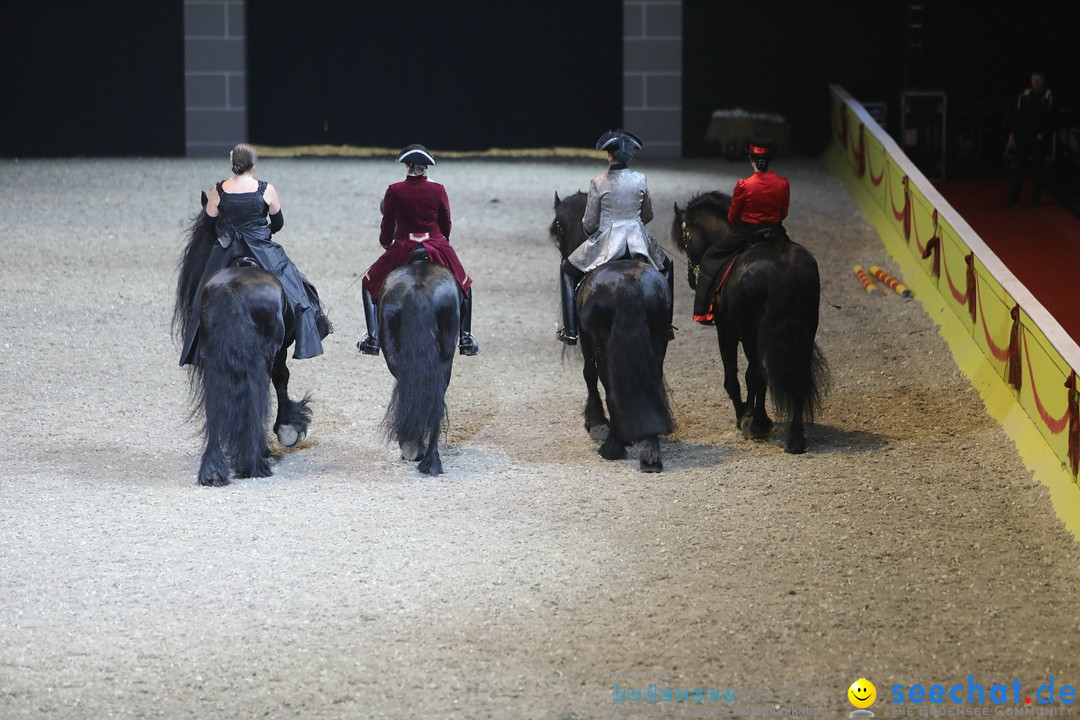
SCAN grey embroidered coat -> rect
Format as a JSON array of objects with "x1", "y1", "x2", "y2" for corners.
[{"x1": 567, "y1": 166, "x2": 667, "y2": 273}]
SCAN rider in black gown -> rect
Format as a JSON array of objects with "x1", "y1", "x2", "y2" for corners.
[{"x1": 179, "y1": 143, "x2": 331, "y2": 366}]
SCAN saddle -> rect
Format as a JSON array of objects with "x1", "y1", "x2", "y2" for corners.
[
  {"x1": 408, "y1": 247, "x2": 430, "y2": 264},
  {"x1": 708, "y1": 226, "x2": 788, "y2": 300},
  {"x1": 746, "y1": 224, "x2": 786, "y2": 244}
]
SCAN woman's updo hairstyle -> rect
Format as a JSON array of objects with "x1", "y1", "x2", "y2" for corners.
[{"x1": 230, "y1": 143, "x2": 258, "y2": 175}]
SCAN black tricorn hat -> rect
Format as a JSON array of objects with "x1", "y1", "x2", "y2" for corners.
[
  {"x1": 397, "y1": 144, "x2": 436, "y2": 166},
  {"x1": 596, "y1": 129, "x2": 644, "y2": 153}
]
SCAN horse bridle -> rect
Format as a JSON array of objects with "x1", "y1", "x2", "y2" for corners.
[{"x1": 679, "y1": 219, "x2": 703, "y2": 284}]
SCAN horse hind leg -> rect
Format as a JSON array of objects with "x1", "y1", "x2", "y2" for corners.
[
  {"x1": 598, "y1": 434, "x2": 627, "y2": 460},
  {"x1": 417, "y1": 446, "x2": 443, "y2": 476},
  {"x1": 400, "y1": 440, "x2": 423, "y2": 462},
  {"x1": 598, "y1": 416, "x2": 627, "y2": 460},
  {"x1": 737, "y1": 373, "x2": 773, "y2": 440},
  {"x1": 784, "y1": 412, "x2": 808, "y2": 454},
  {"x1": 232, "y1": 410, "x2": 274, "y2": 479},
  {"x1": 416, "y1": 428, "x2": 443, "y2": 476},
  {"x1": 197, "y1": 432, "x2": 230, "y2": 487},
  {"x1": 638, "y1": 436, "x2": 662, "y2": 473},
  {"x1": 738, "y1": 389, "x2": 774, "y2": 440},
  {"x1": 581, "y1": 342, "x2": 609, "y2": 440}
]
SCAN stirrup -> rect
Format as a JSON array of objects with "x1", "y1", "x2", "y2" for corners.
[
  {"x1": 459, "y1": 333, "x2": 480, "y2": 356},
  {"x1": 357, "y1": 335, "x2": 380, "y2": 356},
  {"x1": 557, "y1": 328, "x2": 578, "y2": 346}
]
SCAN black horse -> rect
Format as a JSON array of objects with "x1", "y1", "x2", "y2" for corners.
[
  {"x1": 550, "y1": 191, "x2": 674, "y2": 472},
  {"x1": 672, "y1": 191, "x2": 826, "y2": 453},
  {"x1": 377, "y1": 258, "x2": 460, "y2": 475},
  {"x1": 173, "y1": 194, "x2": 312, "y2": 486}
]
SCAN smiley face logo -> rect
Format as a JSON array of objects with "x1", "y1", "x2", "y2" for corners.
[{"x1": 848, "y1": 678, "x2": 876, "y2": 709}]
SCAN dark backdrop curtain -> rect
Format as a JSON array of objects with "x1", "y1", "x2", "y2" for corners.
[{"x1": 248, "y1": 1, "x2": 622, "y2": 151}]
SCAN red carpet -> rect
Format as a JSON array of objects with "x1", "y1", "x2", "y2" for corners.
[{"x1": 932, "y1": 179, "x2": 1080, "y2": 340}]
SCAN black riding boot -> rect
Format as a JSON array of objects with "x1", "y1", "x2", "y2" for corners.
[
  {"x1": 316, "y1": 309, "x2": 334, "y2": 340},
  {"x1": 459, "y1": 291, "x2": 479, "y2": 356},
  {"x1": 357, "y1": 288, "x2": 380, "y2": 356},
  {"x1": 557, "y1": 259, "x2": 580, "y2": 345},
  {"x1": 663, "y1": 257, "x2": 676, "y2": 340}
]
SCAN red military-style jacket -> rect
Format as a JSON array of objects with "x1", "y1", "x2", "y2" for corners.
[
  {"x1": 728, "y1": 171, "x2": 790, "y2": 226},
  {"x1": 363, "y1": 175, "x2": 472, "y2": 297}
]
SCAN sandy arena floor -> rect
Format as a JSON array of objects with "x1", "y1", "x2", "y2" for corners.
[{"x1": 1, "y1": 156, "x2": 1078, "y2": 719}]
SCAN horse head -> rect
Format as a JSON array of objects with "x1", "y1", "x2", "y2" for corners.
[
  {"x1": 549, "y1": 190, "x2": 588, "y2": 260},
  {"x1": 672, "y1": 191, "x2": 733, "y2": 268}
]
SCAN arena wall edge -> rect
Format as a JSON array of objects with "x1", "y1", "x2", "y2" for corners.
[{"x1": 826, "y1": 85, "x2": 1080, "y2": 538}]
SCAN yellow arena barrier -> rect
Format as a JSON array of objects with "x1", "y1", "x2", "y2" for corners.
[{"x1": 827, "y1": 85, "x2": 1080, "y2": 538}]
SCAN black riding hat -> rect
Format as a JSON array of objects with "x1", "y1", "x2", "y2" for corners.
[
  {"x1": 596, "y1": 129, "x2": 644, "y2": 166},
  {"x1": 596, "y1": 129, "x2": 644, "y2": 154},
  {"x1": 746, "y1": 138, "x2": 776, "y2": 157},
  {"x1": 397, "y1": 144, "x2": 436, "y2": 166}
]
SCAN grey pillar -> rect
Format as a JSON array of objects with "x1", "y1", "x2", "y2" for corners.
[
  {"x1": 184, "y1": 0, "x2": 247, "y2": 157},
  {"x1": 623, "y1": 0, "x2": 682, "y2": 157}
]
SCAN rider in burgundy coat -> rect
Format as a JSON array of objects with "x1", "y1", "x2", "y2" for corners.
[{"x1": 357, "y1": 144, "x2": 478, "y2": 356}]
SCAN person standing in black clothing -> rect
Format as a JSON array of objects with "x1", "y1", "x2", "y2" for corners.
[{"x1": 1004, "y1": 70, "x2": 1056, "y2": 207}]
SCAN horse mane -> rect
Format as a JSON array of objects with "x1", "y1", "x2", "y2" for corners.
[
  {"x1": 673, "y1": 190, "x2": 733, "y2": 260},
  {"x1": 686, "y1": 190, "x2": 731, "y2": 218},
  {"x1": 683, "y1": 191, "x2": 732, "y2": 237},
  {"x1": 172, "y1": 202, "x2": 216, "y2": 346},
  {"x1": 549, "y1": 191, "x2": 588, "y2": 259}
]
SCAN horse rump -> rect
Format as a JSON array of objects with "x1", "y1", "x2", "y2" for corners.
[
  {"x1": 193, "y1": 267, "x2": 287, "y2": 486},
  {"x1": 579, "y1": 261, "x2": 673, "y2": 471},
  {"x1": 758, "y1": 244, "x2": 829, "y2": 447},
  {"x1": 379, "y1": 263, "x2": 460, "y2": 476}
]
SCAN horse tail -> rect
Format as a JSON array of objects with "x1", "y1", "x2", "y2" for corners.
[
  {"x1": 602, "y1": 276, "x2": 674, "y2": 442},
  {"x1": 382, "y1": 286, "x2": 456, "y2": 455},
  {"x1": 760, "y1": 250, "x2": 828, "y2": 424},
  {"x1": 173, "y1": 207, "x2": 217, "y2": 344},
  {"x1": 198, "y1": 275, "x2": 283, "y2": 477}
]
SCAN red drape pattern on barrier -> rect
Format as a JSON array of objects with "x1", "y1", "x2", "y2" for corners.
[{"x1": 1009, "y1": 306, "x2": 1022, "y2": 390}]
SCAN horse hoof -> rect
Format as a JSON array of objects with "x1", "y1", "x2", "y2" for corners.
[
  {"x1": 400, "y1": 441, "x2": 422, "y2": 462},
  {"x1": 418, "y1": 456, "x2": 443, "y2": 475},
  {"x1": 739, "y1": 415, "x2": 772, "y2": 440},
  {"x1": 198, "y1": 475, "x2": 230, "y2": 487},
  {"x1": 784, "y1": 438, "x2": 808, "y2": 454},
  {"x1": 587, "y1": 423, "x2": 610, "y2": 442},
  {"x1": 639, "y1": 458, "x2": 663, "y2": 473},
  {"x1": 599, "y1": 437, "x2": 627, "y2": 461},
  {"x1": 276, "y1": 424, "x2": 301, "y2": 448}
]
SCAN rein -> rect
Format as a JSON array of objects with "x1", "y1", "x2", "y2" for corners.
[{"x1": 323, "y1": 274, "x2": 362, "y2": 314}]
